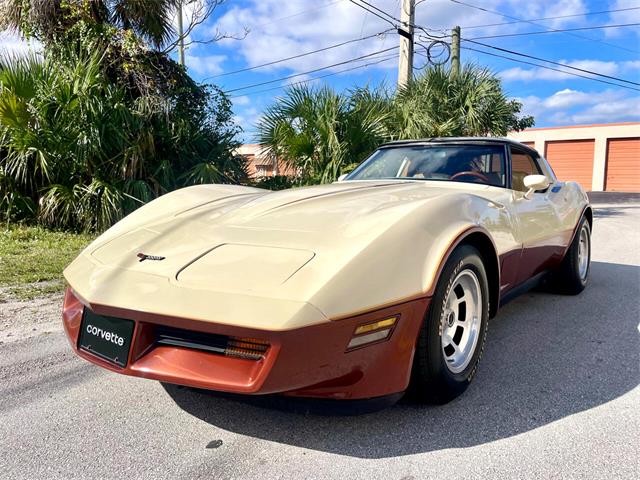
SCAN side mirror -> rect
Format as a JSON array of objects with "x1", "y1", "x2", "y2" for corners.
[
  {"x1": 337, "y1": 174, "x2": 348, "y2": 182},
  {"x1": 523, "y1": 174, "x2": 552, "y2": 199}
]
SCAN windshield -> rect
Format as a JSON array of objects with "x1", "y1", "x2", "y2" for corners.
[{"x1": 346, "y1": 144, "x2": 506, "y2": 187}]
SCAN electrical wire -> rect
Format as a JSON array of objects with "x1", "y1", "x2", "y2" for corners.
[
  {"x1": 204, "y1": 29, "x2": 393, "y2": 80},
  {"x1": 463, "y1": 38, "x2": 640, "y2": 86},
  {"x1": 223, "y1": 46, "x2": 398, "y2": 94},
  {"x1": 447, "y1": 0, "x2": 637, "y2": 54},
  {"x1": 461, "y1": 6, "x2": 640, "y2": 30},
  {"x1": 461, "y1": 45, "x2": 640, "y2": 92},
  {"x1": 350, "y1": 0, "x2": 401, "y2": 23},
  {"x1": 469, "y1": 23, "x2": 640, "y2": 40},
  {"x1": 348, "y1": 0, "x2": 398, "y2": 27},
  {"x1": 229, "y1": 52, "x2": 398, "y2": 98}
]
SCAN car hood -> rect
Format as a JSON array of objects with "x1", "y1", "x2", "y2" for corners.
[
  {"x1": 65, "y1": 180, "x2": 496, "y2": 328},
  {"x1": 88, "y1": 180, "x2": 481, "y2": 271}
]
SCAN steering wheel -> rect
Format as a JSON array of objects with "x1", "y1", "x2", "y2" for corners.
[{"x1": 450, "y1": 171, "x2": 491, "y2": 184}]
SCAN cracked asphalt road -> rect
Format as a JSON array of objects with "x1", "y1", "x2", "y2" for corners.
[{"x1": 1, "y1": 201, "x2": 638, "y2": 479}]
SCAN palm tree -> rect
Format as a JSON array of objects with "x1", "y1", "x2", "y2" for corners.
[
  {"x1": 258, "y1": 65, "x2": 534, "y2": 184},
  {"x1": 392, "y1": 64, "x2": 534, "y2": 138},
  {"x1": 257, "y1": 85, "x2": 390, "y2": 184},
  {"x1": 0, "y1": 0, "x2": 179, "y2": 48}
]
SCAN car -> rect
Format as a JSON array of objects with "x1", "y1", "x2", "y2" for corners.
[{"x1": 62, "y1": 137, "x2": 592, "y2": 406}]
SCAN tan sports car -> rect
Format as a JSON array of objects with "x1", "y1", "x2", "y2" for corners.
[{"x1": 62, "y1": 138, "x2": 591, "y2": 406}]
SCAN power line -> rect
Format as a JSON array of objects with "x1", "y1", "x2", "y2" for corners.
[
  {"x1": 469, "y1": 23, "x2": 640, "y2": 40},
  {"x1": 461, "y1": 45, "x2": 640, "y2": 92},
  {"x1": 204, "y1": 29, "x2": 393, "y2": 80},
  {"x1": 463, "y1": 38, "x2": 640, "y2": 87},
  {"x1": 223, "y1": 47, "x2": 398, "y2": 94},
  {"x1": 461, "y1": 6, "x2": 640, "y2": 30},
  {"x1": 447, "y1": 0, "x2": 637, "y2": 54},
  {"x1": 350, "y1": 0, "x2": 401, "y2": 24},
  {"x1": 229, "y1": 52, "x2": 398, "y2": 98},
  {"x1": 348, "y1": 0, "x2": 398, "y2": 27}
]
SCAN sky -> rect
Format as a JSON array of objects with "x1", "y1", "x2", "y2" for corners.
[{"x1": 1, "y1": 0, "x2": 639, "y2": 142}]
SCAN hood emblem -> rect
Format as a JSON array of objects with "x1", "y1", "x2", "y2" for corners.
[{"x1": 137, "y1": 252, "x2": 166, "y2": 262}]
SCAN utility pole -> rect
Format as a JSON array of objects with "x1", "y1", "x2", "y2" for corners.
[
  {"x1": 397, "y1": 0, "x2": 415, "y2": 89},
  {"x1": 177, "y1": 1, "x2": 185, "y2": 66},
  {"x1": 451, "y1": 26, "x2": 460, "y2": 77}
]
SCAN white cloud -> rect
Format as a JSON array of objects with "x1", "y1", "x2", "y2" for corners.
[
  {"x1": 518, "y1": 88, "x2": 640, "y2": 125},
  {"x1": 568, "y1": 97, "x2": 640, "y2": 123},
  {"x1": 176, "y1": 0, "x2": 603, "y2": 88},
  {"x1": 500, "y1": 59, "x2": 640, "y2": 82},
  {"x1": 204, "y1": 0, "x2": 603, "y2": 83},
  {"x1": 607, "y1": 0, "x2": 640, "y2": 36},
  {"x1": 184, "y1": 53, "x2": 226, "y2": 76},
  {"x1": 233, "y1": 95, "x2": 251, "y2": 106}
]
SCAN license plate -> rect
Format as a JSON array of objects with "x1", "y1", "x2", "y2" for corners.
[{"x1": 78, "y1": 309, "x2": 134, "y2": 367}]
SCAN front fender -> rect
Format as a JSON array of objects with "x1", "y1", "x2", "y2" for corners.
[{"x1": 307, "y1": 192, "x2": 513, "y2": 320}]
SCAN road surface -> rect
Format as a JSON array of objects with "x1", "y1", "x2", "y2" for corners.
[{"x1": 1, "y1": 201, "x2": 638, "y2": 479}]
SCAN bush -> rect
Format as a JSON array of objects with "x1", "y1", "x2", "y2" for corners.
[
  {"x1": 254, "y1": 175, "x2": 296, "y2": 191},
  {"x1": 0, "y1": 1, "x2": 246, "y2": 231},
  {"x1": 0, "y1": 51, "x2": 245, "y2": 231}
]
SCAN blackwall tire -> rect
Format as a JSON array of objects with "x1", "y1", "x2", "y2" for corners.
[
  {"x1": 550, "y1": 217, "x2": 591, "y2": 295},
  {"x1": 411, "y1": 245, "x2": 490, "y2": 404}
]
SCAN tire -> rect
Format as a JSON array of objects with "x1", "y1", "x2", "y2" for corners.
[
  {"x1": 411, "y1": 245, "x2": 489, "y2": 404},
  {"x1": 549, "y1": 216, "x2": 591, "y2": 295}
]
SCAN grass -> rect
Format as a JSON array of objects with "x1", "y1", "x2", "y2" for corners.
[{"x1": 0, "y1": 225, "x2": 95, "y2": 301}]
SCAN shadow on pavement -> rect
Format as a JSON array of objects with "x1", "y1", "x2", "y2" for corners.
[
  {"x1": 163, "y1": 261, "x2": 639, "y2": 458},
  {"x1": 593, "y1": 205, "x2": 640, "y2": 218}
]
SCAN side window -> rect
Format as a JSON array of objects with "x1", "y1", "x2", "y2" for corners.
[{"x1": 510, "y1": 147, "x2": 541, "y2": 192}]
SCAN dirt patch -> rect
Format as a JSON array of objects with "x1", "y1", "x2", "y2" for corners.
[{"x1": 0, "y1": 288, "x2": 63, "y2": 344}]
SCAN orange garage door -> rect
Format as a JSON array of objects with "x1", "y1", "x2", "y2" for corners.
[
  {"x1": 605, "y1": 138, "x2": 640, "y2": 192},
  {"x1": 545, "y1": 140, "x2": 595, "y2": 191}
]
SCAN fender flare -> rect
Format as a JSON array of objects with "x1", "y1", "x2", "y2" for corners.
[
  {"x1": 561, "y1": 205, "x2": 593, "y2": 259},
  {"x1": 426, "y1": 225, "x2": 501, "y2": 319}
]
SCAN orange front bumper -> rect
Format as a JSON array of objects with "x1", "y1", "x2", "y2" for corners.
[{"x1": 62, "y1": 288, "x2": 429, "y2": 400}]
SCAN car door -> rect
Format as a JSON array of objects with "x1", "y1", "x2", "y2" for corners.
[{"x1": 508, "y1": 146, "x2": 564, "y2": 285}]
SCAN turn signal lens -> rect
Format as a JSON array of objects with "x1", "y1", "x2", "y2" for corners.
[
  {"x1": 225, "y1": 337, "x2": 269, "y2": 360},
  {"x1": 354, "y1": 317, "x2": 397, "y2": 335},
  {"x1": 347, "y1": 316, "x2": 399, "y2": 350}
]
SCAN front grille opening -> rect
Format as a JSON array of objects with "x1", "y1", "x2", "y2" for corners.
[{"x1": 154, "y1": 326, "x2": 269, "y2": 360}]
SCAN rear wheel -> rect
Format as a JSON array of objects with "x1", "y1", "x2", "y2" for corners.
[
  {"x1": 411, "y1": 245, "x2": 489, "y2": 404},
  {"x1": 549, "y1": 217, "x2": 591, "y2": 295}
]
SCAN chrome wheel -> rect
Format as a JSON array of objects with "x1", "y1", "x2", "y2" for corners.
[
  {"x1": 578, "y1": 224, "x2": 590, "y2": 281},
  {"x1": 441, "y1": 269, "x2": 483, "y2": 374}
]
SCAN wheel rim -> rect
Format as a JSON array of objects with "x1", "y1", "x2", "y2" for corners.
[
  {"x1": 578, "y1": 224, "x2": 590, "y2": 281},
  {"x1": 441, "y1": 269, "x2": 483, "y2": 374}
]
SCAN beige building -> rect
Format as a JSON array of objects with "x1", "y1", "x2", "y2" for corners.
[
  {"x1": 236, "y1": 144, "x2": 295, "y2": 180},
  {"x1": 508, "y1": 122, "x2": 639, "y2": 192}
]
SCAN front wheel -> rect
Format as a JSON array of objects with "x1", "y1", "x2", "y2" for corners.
[
  {"x1": 549, "y1": 217, "x2": 591, "y2": 295},
  {"x1": 411, "y1": 245, "x2": 489, "y2": 404}
]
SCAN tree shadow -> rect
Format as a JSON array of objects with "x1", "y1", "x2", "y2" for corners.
[
  {"x1": 593, "y1": 205, "x2": 639, "y2": 218},
  {"x1": 163, "y1": 261, "x2": 639, "y2": 458}
]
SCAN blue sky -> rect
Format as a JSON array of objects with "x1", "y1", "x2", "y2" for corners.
[{"x1": 3, "y1": 0, "x2": 639, "y2": 142}]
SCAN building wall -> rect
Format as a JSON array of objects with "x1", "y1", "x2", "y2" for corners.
[
  {"x1": 508, "y1": 122, "x2": 640, "y2": 192},
  {"x1": 236, "y1": 144, "x2": 296, "y2": 179}
]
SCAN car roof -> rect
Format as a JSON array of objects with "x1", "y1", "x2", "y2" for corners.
[{"x1": 379, "y1": 137, "x2": 539, "y2": 155}]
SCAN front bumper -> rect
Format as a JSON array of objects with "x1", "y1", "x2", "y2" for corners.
[{"x1": 62, "y1": 288, "x2": 429, "y2": 400}]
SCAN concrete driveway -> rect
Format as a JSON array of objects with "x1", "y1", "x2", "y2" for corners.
[{"x1": 1, "y1": 200, "x2": 638, "y2": 479}]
